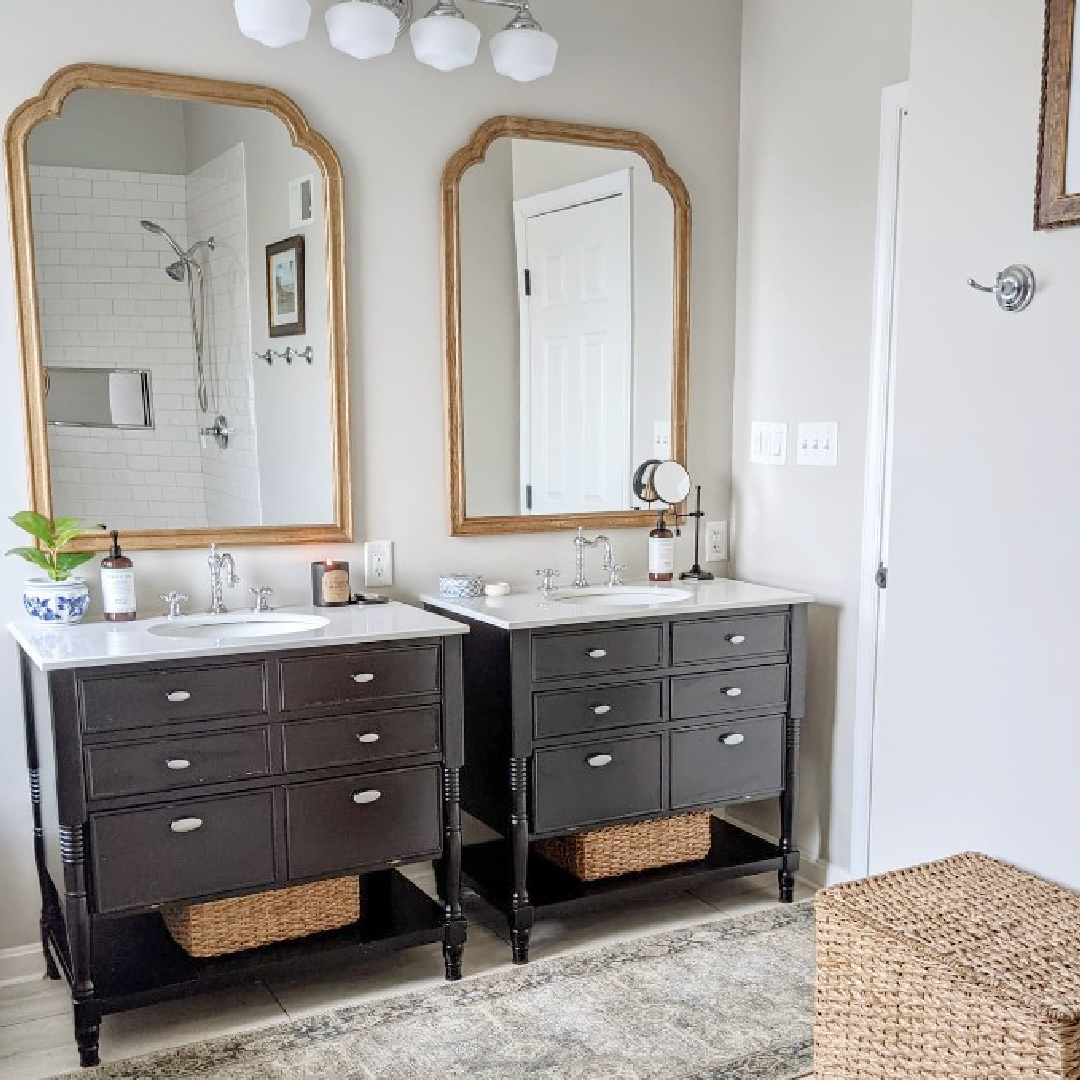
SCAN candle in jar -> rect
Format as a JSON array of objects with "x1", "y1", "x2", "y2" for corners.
[{"x1": 311, "y1": 560, "x2": 351, "y2": 607}]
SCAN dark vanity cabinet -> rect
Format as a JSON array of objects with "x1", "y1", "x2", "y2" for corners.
[
  {"x1": 426, "y1": 601, "x2": 807, "y2": 963},
  {"x1": 16, "y1": 633, "x2": 466, "y2": 1067}
]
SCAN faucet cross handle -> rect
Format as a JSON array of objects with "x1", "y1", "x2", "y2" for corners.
[
  {"x1": 536, "y1": 568, "x2": 560, "y2": 594},
  {"x1": 606, "y1": 564, "x2": 628, "y2": 588},
  {"x1": 249, "y1": 587, "x2": 274, "y2": 613},
  {"x1": 159, "y1": 592, "x2": 188, "y2": 618}
]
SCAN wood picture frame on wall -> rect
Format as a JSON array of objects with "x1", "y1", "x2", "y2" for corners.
[
  {"x1": 1036, "y1": 0, "x2": 1080, "y2": 228},
  {"x1": 266, "y1": 235, "x2": 306, "y2": 337}
]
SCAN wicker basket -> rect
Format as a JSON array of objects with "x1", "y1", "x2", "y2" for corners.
[
  {"x1": 815, "y1": 852, "x2": 1080, "y2": 1079},
  {"x1": 535, "y1": 812, "x2": 712, "y2": 882},
  {"x1": 162, "y1": 876, "x2": 360, "y2": 958}
]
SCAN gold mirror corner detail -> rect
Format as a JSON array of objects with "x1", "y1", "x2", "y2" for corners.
[{"x1": 6, "y1": 63, "x2": 352, "y2": 549}]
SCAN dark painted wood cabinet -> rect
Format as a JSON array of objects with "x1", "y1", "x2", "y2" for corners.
[
  {"x1": 424, "y1": 600, "x2": 807, "y2": 964},
  {"x1": 17, "y1": 633, "x2": 465, "y2": 1068}
]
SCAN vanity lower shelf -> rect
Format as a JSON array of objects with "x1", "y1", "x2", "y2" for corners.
[
  {"x1": 463, "y1": 819, "x2": 798, "y2": 918},
  {"x1": 58, "y1": 870, "x2": 443, "y2": 1014}
]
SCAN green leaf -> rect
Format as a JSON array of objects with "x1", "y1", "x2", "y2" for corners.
[
  {"x1": 5, "y1": 546, "x2": 53, "y2": 572},
  {"x1": 55, "y1": 552, "x2": 95, "y2": 576},
  {"x1": 10, "y1": 511, "x2": 53, "y2": 543},
  {"x1": 52, "y1": 528, "x2": 94, "y2": 552}
]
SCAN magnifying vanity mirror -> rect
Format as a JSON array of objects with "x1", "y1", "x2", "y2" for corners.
[
  {"x1": 442, "y1": 115, "x2": 690, "y2": 536},
  {"x1": 6, "y1": 64, "x2": 352, "y2": 548}
]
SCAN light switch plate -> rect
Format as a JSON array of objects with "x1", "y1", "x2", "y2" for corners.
[
  {"x1": 653, "y1": 420, "x2": 672, "y2": 459},
  {"x1": 796, "y1": 422, "x2": 839, "y2": 467},
  {"x1": 364, "y1": 541, "x2": 393, "y2": 587},
  {"x1": 750, "y1": 422, "x2": 787, "y2": 465}
]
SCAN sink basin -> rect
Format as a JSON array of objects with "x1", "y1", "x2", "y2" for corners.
[
  {"x1": 147, "y1": 612, "x2": 330, "y2": 642},
  {"x1": 549, "y1": 586, "x2": 694, "y2": 608}
]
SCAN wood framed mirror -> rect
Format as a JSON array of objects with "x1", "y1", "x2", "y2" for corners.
[
  {"x1": 441, "y1": 116, "x2": 690, "y2": 536},
  {"x1": 1036, "y1": 0, "x2": 1080, "y2": 228},
  {"x1": 6, "y1": 64, "x2": 352, "y2": 549}
]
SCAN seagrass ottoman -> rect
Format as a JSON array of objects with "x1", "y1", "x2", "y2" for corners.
[{"x1": 814, "y1": 851, "x2": 1080, "y2": 1079}]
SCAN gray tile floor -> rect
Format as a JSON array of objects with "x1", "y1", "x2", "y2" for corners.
[{"x1": 0, "y1": 855, "x2": 814, "y2": 1080}]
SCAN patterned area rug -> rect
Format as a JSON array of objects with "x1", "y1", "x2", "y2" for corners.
[{"x1": 70, "y1": 901, "x2": 814, "y2": 1079}]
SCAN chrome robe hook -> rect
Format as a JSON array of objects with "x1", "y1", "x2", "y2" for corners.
[{"x1": 967, "y1": 264, "x2": 1036, "y2": 312}]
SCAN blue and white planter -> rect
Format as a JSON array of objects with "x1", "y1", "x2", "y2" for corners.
[{"x1": 23, "y1": 578, "x2": 91, "y2": 624}]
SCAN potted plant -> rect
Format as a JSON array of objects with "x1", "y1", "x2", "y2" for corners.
[{"x1": 6, "y1": 512, "x2": 104, "y2": 624}]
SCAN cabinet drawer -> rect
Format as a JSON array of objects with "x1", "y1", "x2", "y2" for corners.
[
  {"x1": 283, "y1": 706, "x2": 441, "y2": 773},
  {"x1": 280, "y1": 646, "x2": 440, "y2": 711},
  {"x1": 90, "y1": 791, "x2": 275, "y2": 912},
  {"x1": 671, "y1": 613, "x2": 788, "y2": 665},
  {"x1": 531, "y1": 626, "x2": 662, "y2": 681},
  {"x1": 533, "y1": 734, "x2": 663, "y2": 833},
  {"x1": 670, "y1": 664, "x2": 788, "y2": 720},
  {"x1": 86, "y1": 728, "x2": 270, "y2": 799},
  {"x1": 670, "y1": 716, "x2": 785, "y2": 809},
  {"x1": 533, "y1": 680, "x2": 663, "y2": 739},
  {"x1": 286, "y1": 766, "x2": 442, "y2": 879},
  {"x1": 79, "y1": 662, "x2": 267, "y2": 733}
]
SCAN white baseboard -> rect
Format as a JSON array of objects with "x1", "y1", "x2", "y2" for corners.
[
  {"x1": 0, "y1": 941, "x2": 46, "y2": 988},
  {"x1": 718, "y1": 814, "x2": 850, "y2": 889}
]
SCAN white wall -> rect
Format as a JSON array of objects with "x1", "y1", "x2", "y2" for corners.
[
  {"x1": 0, "y1": 0, "x2": 742, "y2": 952},
  {"x1": 868, "y1": 1, "x2": 1080, "y2": 886},
  {"x1": 732, "y1": 0, "x2": 912, "y2": 881}
]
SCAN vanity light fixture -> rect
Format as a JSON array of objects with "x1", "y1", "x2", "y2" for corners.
[{"x1": 234, "y1": 0, "x2": 558, "y2": 82}]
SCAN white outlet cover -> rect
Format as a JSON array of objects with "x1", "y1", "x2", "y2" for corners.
[
  {"x1": 363, "y1": 541, "x2": 394, "y2": 587},
  {"x1": 750, "y1": 422, "x2": 787, "y2": 465},
  {"x1": 705, "y1": 520, "x2": 728, "y2": 562}
]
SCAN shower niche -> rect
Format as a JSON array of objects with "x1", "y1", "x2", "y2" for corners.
[{"x1": 7, "y1": 65, "x2": 351, "y2": 546}]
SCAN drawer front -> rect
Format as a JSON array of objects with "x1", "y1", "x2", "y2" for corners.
[
  {"x1": 671, "y1": 613, "x2": 788, "y2": 665},
  {"x1": 280, "y1": 646, "x2": 440, "y2": 711},
  {"x1": 80, "y1": 662, "x2": 267, "y2": 734},
  {"x1": 670, "y1": 664, "x2": 789, "y2": 720},
  {"x1": 533, "y1": 734, "x2": 663, "y2": 833},
  {"x1": 670, "y1": 716, "x2": 785, "y2": 809},
  {"x1": 90, "y1": 791, "x2": 275, "y2": 912},
  {"x1": 286, "y1": 765, "x2": 442, "y2": 879},
  {"x1": 283, "y1": 706, "x2": 441, "y2": 773},
  {"x1": 533, "y1": 680, "x2": 663, "y2": 739},
  {"x1": 531, "y1": 625, "x2": 662, "y2": 681},
  {"x1": 86, "y1": 728, "x2": 270, "y2": 799}
]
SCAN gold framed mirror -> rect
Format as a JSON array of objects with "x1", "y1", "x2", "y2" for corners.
[
  {"x1": 441, "y1": 115, "x2": 690, "y2": 536},
  {"x1": 6, "y1": 64, "x2": 352, "y2": 549},
  {"x1": 1036, "y1": 0, "x2": 1080, "y2": 228}
]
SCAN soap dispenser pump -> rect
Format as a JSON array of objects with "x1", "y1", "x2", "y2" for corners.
[
  {"x1": 100, "y1": 530, "x2": 136, "y2": 622},
  {"x1": 648, "y1": 509, "x2": 675, "y2": 583}
]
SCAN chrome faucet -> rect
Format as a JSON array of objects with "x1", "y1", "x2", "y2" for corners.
[
  {"x1": 207, "y1": 544, "x2": 239, "y2": 614},
  {"x1": 572, "y1": 528, "x2": 621, "y2": 588}
]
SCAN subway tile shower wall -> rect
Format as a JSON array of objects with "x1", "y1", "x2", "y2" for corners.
[{"x1": 32, "y1": 146, "x2": 263, "y2": 531}]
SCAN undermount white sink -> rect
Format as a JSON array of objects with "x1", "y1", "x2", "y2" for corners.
[
  {"x1": 549, "y1": 586, "x2": 694, "y2": 608},
  {"x1": 146, "y1": 612, "x2": 330, "y2": 642}
]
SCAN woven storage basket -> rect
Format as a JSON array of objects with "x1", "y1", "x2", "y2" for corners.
[
  {"x1": 815, "y1": 852, "x2": 1080, "y2": 1079},
  {"x1": 535, "y1": 812, "x2": 712, "y2": 882},
  {"x1": 162, "y1": 876, "x2": 360, "y2": 958}
]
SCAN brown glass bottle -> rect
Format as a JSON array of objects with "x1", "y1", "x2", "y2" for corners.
[
  {"x1": 101, "y1": 530, "x2": 136, "y2": 622},
  {"x1": 648, "y1": 510, "x2": 675, "y2": 582}
]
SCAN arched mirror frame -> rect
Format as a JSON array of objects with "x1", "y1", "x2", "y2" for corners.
[
  {"x1": 5, "y1": 64, "x2": 353, "y2": 549},
  {"x1": 441, "y1": 115, "x2": 691, "y2": 536}
]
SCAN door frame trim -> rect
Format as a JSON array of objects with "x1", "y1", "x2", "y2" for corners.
[{"x1": 851, "y1": 81, "x2": 910, "y2": 879}]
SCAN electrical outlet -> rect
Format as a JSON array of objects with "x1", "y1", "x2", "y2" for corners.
[
  {"x1": 705, "y1": 520, "x2": 728, "y2": 562},
  {"x1": 364, "y1": 541, "x2": 393, "y2": 587}
]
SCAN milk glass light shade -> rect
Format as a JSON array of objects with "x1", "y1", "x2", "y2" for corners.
[
  {"x1": 410, "y1": 6, "x2": 481, "y2": 72},
  {"x1": 234, "y1": 0, "x2": 312, "y2": 48},
  {"x1": 326, "y1": 1, "x2": 401, "y2": 60},
  {"x1": 489, "y1": 26, "x2": 558, "y2": 82}
]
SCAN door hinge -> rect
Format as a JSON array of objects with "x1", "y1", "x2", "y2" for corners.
[
  {"x1": 875, "y1": 563, "x2": 888, "y2": 590},
  {"x1": 525, "y1": 484, "x2": 533, "y2": 510},
  {"x1": 524, "y1": 269, "x2": 532, "y2": 297}
]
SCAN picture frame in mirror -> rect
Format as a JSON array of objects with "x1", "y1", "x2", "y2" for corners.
[{"x1": 267, "y1": 235, "x2": 307, "y2": 337}]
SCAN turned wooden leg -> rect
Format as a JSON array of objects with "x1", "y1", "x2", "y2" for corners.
[
  {"x1": 509, "y1": 757, "x2": 534, "y2": 964},
  {"x1": 440, "y1": 767, "x2": 467, "y2": 981},
  {"x1": 778, "y1": 716, "x2": 801, "y2": 903},
  {"x1": 74, "y1": 1001, "x2": 101, "y2": 1068}
]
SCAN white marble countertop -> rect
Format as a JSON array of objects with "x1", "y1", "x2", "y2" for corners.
[
  {"x1": 8, "y1": 601, "x2": 468, "y2": 672},
  {"x1": 420, "y1": 578, "x2": 813, "y2": 631}
]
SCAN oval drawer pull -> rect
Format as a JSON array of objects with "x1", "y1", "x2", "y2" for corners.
[
  {"x1": 726, "y1": 634, "x2": 747, "y2": 645},
  {"x1": 356, "y1": 733, "x2": 381, "y2": 744},
  {"x1": 165, "y1": 758, "x2": 191, "y2": 770},
  {"x1": 586, "y1": 753, "x2": 613, "y2": 768},
  {"x1": 591, "y1": 705, "x2": 612, "y2": 715},
  {"x1": 721, "y1": 733, "x2": 746, "y2": 747},
  {"x1": 166, "y1": 690, "x2": 191, "y2": 703},
  {"x1": 723, "y1": 687, "x2": 743, "y2": 697},
  {"x1": 169, "y1": 817, "x2": 203, "y2": 834},
  {"x1": 351, "y1": 673, "x2": 375, "y2": 684},
  {"x1": 587, "y1": 649, "x2": 608, "y2": 659},
  {"x1": 352, "y1": 789, "x2": 382, "y2": 804}
]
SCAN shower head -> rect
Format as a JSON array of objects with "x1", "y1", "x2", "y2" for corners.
[
  {"x1": 165, "y1": 260, "x2": 187, "y2": 282},
  {"x1": 140, "y1": 218, "x2": 185, "y2": 259}
]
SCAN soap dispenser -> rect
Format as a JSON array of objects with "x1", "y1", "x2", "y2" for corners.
[
  {"x1": 100, "y1": 530, "x2": 136, "y2": 622},
  {"x1": 648, "y1": 509, "x2": 675, "y2": 582}
]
